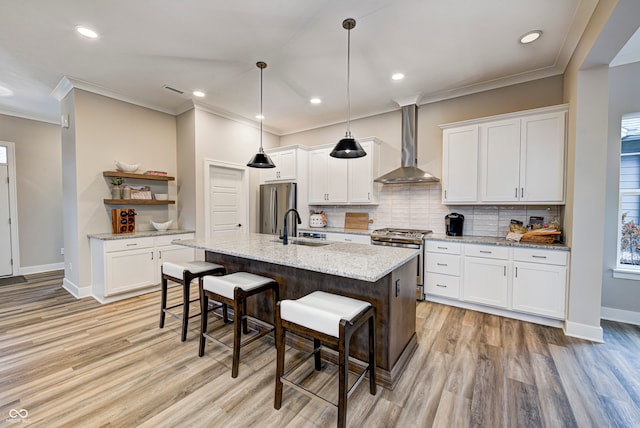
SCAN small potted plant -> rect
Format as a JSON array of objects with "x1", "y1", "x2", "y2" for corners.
[{"x1": 110, "y1": 177, "x2": 125, "y2": 199}]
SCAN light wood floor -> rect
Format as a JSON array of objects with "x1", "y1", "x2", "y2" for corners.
[{"x1": 1, "y1": 271, "x2": 639, "y2": 427}]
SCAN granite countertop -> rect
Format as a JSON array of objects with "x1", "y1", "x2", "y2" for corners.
[
  {"x1": 425, "y1": 233, "x2": 570, "y2": 251},
  {"x1": 298, "y1": 227, "x2": 372, "y2": 236},
  {"x1": 88, "y1": 229, "x2": 195, "y2": 240},
  {"x1": 174, "y1": 233, "x2": 418, "y2": 282}
]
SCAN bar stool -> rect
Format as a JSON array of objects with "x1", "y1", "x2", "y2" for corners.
[
  {"x1": 199, "y1": 272, "x2": 279, "y2": 378},
  {"x1": 274, "y1": 291, "x2": 376, "y2": 428},
  {"x1": 159, "y1": 261, "x2": 226, "y2": 341}
]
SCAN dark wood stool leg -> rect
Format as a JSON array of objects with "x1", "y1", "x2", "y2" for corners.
[
  {"x1": 181, "y1": 272, "x2": 192, "y2": 342},
  {"x1": 369, "y1": 313, "x2": 377, "y2": 395},
  {"x1": 222, "y1": 303, "x2": 229, "y2": 323},
  {"x1": 338, "y1": 330, "x2": 349, "y2": 428},
  {"x1": 231, "y1": 288, "x2": 243, "y2": 378},
  {"x1": 274, "y1": 302, "x2": 285, "y2": 410},
  {"x1": 313, "y1": 338, "x2": 322, "y2": 370},
  {"x1": 198, "y1": 292, "x2": 209, "y2": 357},
  {"x1": 159, "y1": 275, "x2": 168, "y2": 328},
  {"x1": 242, "y1": 299, "x2": 249, "y2": 334},
  {"x1": 271, "y1": 283, "x2": 280, "y2": 342}
]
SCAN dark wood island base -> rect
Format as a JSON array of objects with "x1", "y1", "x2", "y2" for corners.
[{"x1": 204, "y1": 251, "x2": 418, "y2": 390}]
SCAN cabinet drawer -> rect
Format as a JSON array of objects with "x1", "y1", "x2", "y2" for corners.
[
  {"x1": 155, "y1": 233, "x2": 194, "y2": 246},
  {"x1": 426, "y1": 241, "x2": 461, "y2": 254},
  {"x1": 104, "y1": 237, "x2": 154, "y2": 252},
  {"x1": 325, "y1": 232, "x2": 371, "y2": 245},
  {"x1": 425, "y1": 273, "x2": 460, "y2": 299},
  {"x1": 426, "y1": 253, "x2": 461, "y2": 276},
  {"x1": 513, "y1": 248, "x2": 568, "y2": 266},
  {"x1": 464, "y1": 244, "x2": 509, "y2": 260}
]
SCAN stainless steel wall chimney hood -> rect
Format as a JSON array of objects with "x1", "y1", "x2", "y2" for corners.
[{"x1": 374, "y1": 104, "x2": 440, "y2": 184}]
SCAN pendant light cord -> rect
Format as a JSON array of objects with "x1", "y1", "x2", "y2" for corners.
[
  {"x1": 346, "y1": 26, "x2": 351, "y2": 137},
  {"x1": 260, "y1": 64, "x2": 263, "y2": 151}
]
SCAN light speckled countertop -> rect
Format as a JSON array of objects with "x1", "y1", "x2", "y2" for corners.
[
  {"x1": 425, "y1": 233, "x2": 570, "y2": 251},
  {"x1": 174, "y1": 233, "x2": 418, "y2": 282},
  {"x1": 88, "y1": 229, "x2": 195, "y2": 240},
  {"x1": 298, "y1": 227, "x2": 371, "y2": 236}
]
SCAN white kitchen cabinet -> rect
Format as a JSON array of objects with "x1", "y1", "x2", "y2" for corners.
[
  {"x1": 512, "y1": 248, "x2": 568, "y2": 319},
  {"x1": 91, "y1": 233, "x2": 195, "y2": 302},
  {"x1": 261, "y1": 148, "x2": 297, "y2": 182},
  {"x1": 463, "y1": 244, "x2": 509, "y2": 308},
  {"x1": 442, "y1": 125, "x2": 479, "y2": 203},
  {"x1": 424, "y1": 241, "x2": 462, "y2": 299},
  {"x1": 348, "y1": 139, "x2": 380, "y2": 203},
  {"x1": 309, "y1": 138, "x2": 382, "y2": 205},
  {"x1": 441, "y1": 105, "x2": 567, "y2": 205}
]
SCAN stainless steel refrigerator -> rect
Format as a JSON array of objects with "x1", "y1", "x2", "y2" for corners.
[{"x1": 259, "y1": 182, "x2": 297, "y2": 238}]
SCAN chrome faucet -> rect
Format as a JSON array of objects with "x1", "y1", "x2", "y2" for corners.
[{"x1": 282, "y1": 208, "x2": 302, "y2": 245}]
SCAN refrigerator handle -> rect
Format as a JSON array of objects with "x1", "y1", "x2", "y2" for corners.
[{"x1": 273, "y1": 188, "x2": 278, "y2": 236}]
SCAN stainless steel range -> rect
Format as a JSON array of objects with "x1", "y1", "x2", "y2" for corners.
[{"x1": 370, "y1": 228, "x2": 432, "y2": 300}]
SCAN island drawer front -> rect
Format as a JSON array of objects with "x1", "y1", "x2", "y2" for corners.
[
  {"x1": 513, "y1": 248, "x2": 568, "y2": 266},
  {"x1": 426, "y1": 241, "x2": 462, "y2": 254},
  {"x1": 464, "y1": 244, "x2": 509, "y2": 260},
  {"x1": 104, "y1": 237, "x2": 154, "y2": 252},
  {"x1": 426, "y1": 253, "x2": 461, "y2": 276},
  {"x1": 155, "y1": 233, "x2": 195, "y2": 246},
  {"x1": 425, "y1": 273, "x2": 460, "y2": 299}
]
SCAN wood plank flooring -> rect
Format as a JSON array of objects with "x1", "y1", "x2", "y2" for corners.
[{"x1": 1, "y1": 271, "x2": 639, "y2": 427}]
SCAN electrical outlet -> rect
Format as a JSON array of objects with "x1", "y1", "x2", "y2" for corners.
[
  {"x1": 395, "y1": 279, "x2": 400, "y2": 297},
  {"x1": 60, "y1": 247, "x2": 64, "y2": 255}
]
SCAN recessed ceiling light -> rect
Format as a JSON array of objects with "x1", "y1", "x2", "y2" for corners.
[
  {"x1": 310, "y1": 97, "x2": 322, "y2": 105},
  {"x1": 256, "y1": 114, "x2": 264, "y2": 120},
  {"x1": 0, "y1": 85, "x2": 13, "y2": 97},
  {"x1": 520, "y1": 30, "x2": 542, "y2": 44},
  {"x1": 391, "y1": 73, "x2": 405, "y2": 81},
  {"x1": 76, "y1": 26, "x2": 98, "y2": 39},
  {"x1": 193, "y1": 90, "x2": 205, "y2": 97}
]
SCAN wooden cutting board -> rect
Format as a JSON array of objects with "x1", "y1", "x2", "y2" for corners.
[{"x1": 344, "y1": 212, "x2": 371, "y2": 230}]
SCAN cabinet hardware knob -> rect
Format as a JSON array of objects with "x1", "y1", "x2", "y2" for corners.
[
  {"x1": 436, "y1": 284, "x2": 447, "y2": 288},
  {"x1": 532, "y1": 255, "x2": 547, "y2": 259},
  {"x1": 504, "y1": 266, "x2": 506, "y2": 276},
  {"x1": 515, "y1": 187, "x2": 518, "y2": 198},
  {"x1": 515, "y1": 267, "x2": 518, "y2": 278},
  {"x1": 521, "y1": 187, "x2": 524, "y2": 198},
  {"x1": 237, "y1": 224, "x2": 242, "y2": 227},
  {"x1": 436, "y1": 263, "x2": 448, "y2": 266},
  {"x1": 480, "y1": 250, "x2": 492, "y2": 254},
  {"x1": 437, "y1": 246, "x2": 448, "y2": 250}
]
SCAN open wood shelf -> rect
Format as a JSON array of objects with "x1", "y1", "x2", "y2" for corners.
[
  {"x1": 103, "y1": 171, "x2": 175, "y2": 181},
  {"x1": 103, "y1": 199, "x2": 176, "y2": 205}
]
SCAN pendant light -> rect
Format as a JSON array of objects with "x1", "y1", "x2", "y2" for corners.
[
  {"x1": 247, "y1": 61, "x2": 276, "y2": 168},
  {"x1": 330, "y1": 18, "x2": 366, "y2": 159}
]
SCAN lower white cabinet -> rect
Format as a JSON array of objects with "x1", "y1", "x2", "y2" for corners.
[
  {"x1": 91, "y1": 233, "x2": 195, "y2": 301},
  {"x1": 512, "y1": 248, "x2": 568, "y2": 319},
  {"x1": 424, "y1": 239, "x2": 570, "y2": 323}
]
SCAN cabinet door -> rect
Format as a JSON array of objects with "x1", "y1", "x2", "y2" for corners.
[
  {"x1": 156, "y1": 245, "x2": 196, "y2": 283},
  {"x1": 276, "y1": 150, "x2": 296, "y2": 180},
  {"x1": 326, "y1": 155, "x2": 348, "y2": 203},
  {"x1": 520, "y1": 112, "x2": 566, "y2": 202},
  {"x1": 442, "y1": 125, "x2": 479, "y2": 203},
  {"x1": 349, "y1": 140, "x2": 375, "y2": 203},
  {"x1": 513, "y1": 262, "x2": 566, "y2": 319},
  {"x1": 260, "y1": 152, "x2": 279, "y2": 182},
  {"x1": 105, "y1": 247, "x2": 156, "y2": 296},
  {"x1": 480, "y1": 119, "x2": 521, "y2": 202},
  {"x1": 308, "y1": 149, "x2": 329, "y2": 203},
  {"x1": 463, "y1": 257, "x2": 508, "y2": 308}
]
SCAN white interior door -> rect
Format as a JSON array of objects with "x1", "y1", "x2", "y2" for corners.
[
  {"x1": 208, "y1": 164, "x2": 246, "y2": 240},
  {"x1": 0, "y1": 152, "x2": 12, "y2": 276}
]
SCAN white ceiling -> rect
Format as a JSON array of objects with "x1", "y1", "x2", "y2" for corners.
[{"x1": 0, "y1": 0, "x2": 622, "y2": 135}]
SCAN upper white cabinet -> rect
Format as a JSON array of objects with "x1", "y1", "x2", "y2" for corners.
[
  {"x1": 261, "y1": 147, "x2": 298, "y2": 182},
  {"x1": 309, "y1": 138, "x2": 381, "y2": 205},
  {"x1": 442, "y1": 125, "x2": 479, "y2": 203},
  {"x1": 441, "y1": 105, "x2": 567, "y2": 205}
]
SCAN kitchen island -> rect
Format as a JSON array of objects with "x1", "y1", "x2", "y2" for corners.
[{"x1": 175, "y1": 233, "x2": 419, "y2": 389}]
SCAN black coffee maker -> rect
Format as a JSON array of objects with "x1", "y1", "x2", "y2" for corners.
[{"x1": 445, "y1": 213, "x2": 464, "y2": 236}]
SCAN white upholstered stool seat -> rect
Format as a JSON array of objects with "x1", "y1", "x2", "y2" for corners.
[
  {"x1": 274, "y1": 291, "x2": 376, "y2": 428},
  {"x1": 159, "y1": 260, "x2": 225, "y2": 342},
  {"x1": 199, "y1": 271, "x2": 279, "y2": 378},
  {"x1": 280, "y1": 291, "x2": 371, "y2": 338}
]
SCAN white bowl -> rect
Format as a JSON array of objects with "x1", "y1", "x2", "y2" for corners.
[
  {"x1": 154, "y1": 193, "x2": 169, "y2": 200},
  {"x1": 115, "y1": 160, "x2": 139, "y2": 172},
  {"x1": 151, "y1": 220, "x2": 173, "y2": 231}
]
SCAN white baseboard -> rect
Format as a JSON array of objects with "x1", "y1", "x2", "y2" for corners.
[
  {"x1": 601, "y1": 306, "x2": 640, "y2": 326},
  {"x1": 564, "y1": 320, "x2": 604, "y2": 342},
  {"x1": 62, "y1": 277, "x2": 92, "y2": 299},
  {"x1": 19, "y1": 262, "x2": 64, "y2": 275}
]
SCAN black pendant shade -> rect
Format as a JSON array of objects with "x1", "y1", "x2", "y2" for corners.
[
  {"x1": 330, "y1": 133, "x2": 366, "y2": 158},
  {"x1": 332, "y1": 18, "x2": 366, "y2": 159},
  {"x1": 247, "y1": 147, "x2": 275, "y2": 168},
  {"x1": 247, "y1": 61, "x2": 276, "y2": 168}
]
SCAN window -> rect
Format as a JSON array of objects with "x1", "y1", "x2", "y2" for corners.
[
  {"x1": 0, "y1": 145, "x2": 6, "y2": 164},
  {"x1": 617, "y1": 114, "x2": 640, "y2": 274}
]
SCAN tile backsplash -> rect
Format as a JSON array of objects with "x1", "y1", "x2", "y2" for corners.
[{"x1": 309, "y1": 182, "x2": 562, "y2": 238}]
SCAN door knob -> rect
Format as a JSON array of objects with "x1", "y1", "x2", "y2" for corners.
[{"x1": 237, "y1": 224, "x2": 242, "y2": 227}]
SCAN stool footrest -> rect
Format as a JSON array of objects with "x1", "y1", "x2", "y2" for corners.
[{"x1": 203, "y1": 316, "x2": 274, "y2": 350}]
